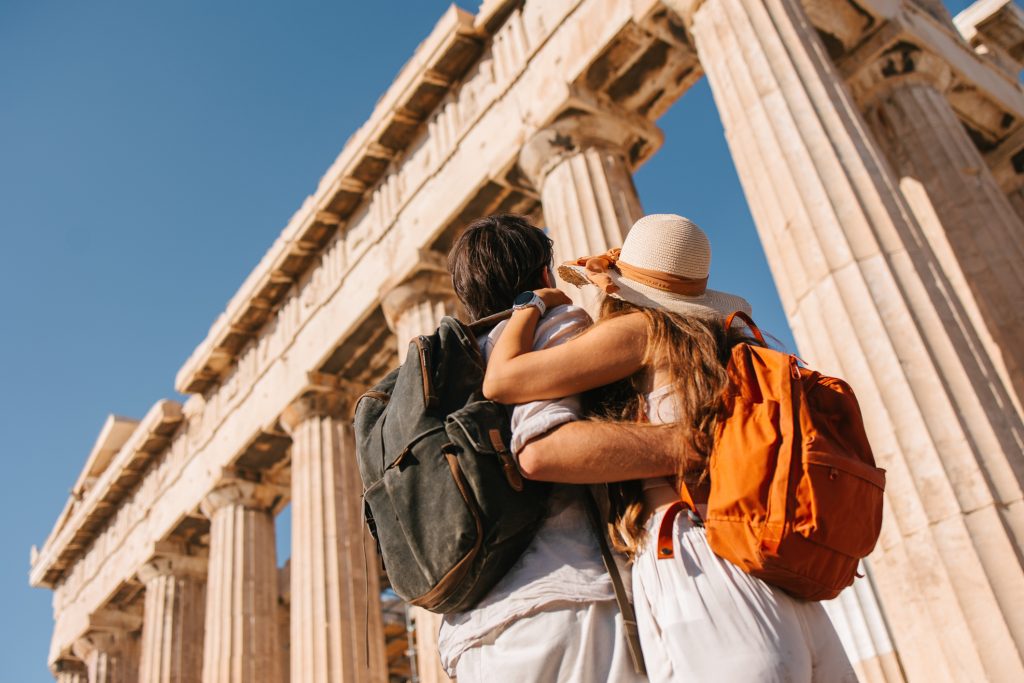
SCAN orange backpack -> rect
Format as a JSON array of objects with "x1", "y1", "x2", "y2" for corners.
[{"x1": 657, "y1": 312, "x2": 886, "y2": 601}]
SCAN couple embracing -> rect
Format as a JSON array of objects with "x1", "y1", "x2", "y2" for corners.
[{"x1": 436, "y1": 213, "x2": 857, "y2": 682}]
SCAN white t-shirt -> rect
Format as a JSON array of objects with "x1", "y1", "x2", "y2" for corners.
[{"x1": 437, "y1": 304, "x2": 616, "y2": 673}]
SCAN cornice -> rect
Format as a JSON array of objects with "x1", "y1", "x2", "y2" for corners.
[
  {"x1": 30, "y1": 401, "x2": 184, "y2": 589},
  {"x1": 174, "y1": 6, "x2": 484, "y2": 395}
]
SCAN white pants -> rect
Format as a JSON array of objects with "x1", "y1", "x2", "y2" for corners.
[
  {"x1": 633, "y1": 511, "x2": 857, "y2": 683},
  {"x1": 455, "y1": 600, "x2": 646, "y2": 683}
]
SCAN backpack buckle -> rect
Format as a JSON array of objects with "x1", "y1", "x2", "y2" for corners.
[
  {"x1": 657, "y1": 501, "x2": 684, "y2": 560},
  {"x1": 488, "y1": 428, "x2": 524, "y2": 492}
]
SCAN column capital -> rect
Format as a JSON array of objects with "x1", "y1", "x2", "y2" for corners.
[
  {"x1": 199, "y1": 475, "x2": 286, "y2": 518},
  {"x1": 280, "y1": 389, "x2": 353, "y2": 432},
  {"x1": 986, "y1": 125, "x2": 1024, "y2": 176},
  {"x1": 51, "y1": 657, "x2": 86, "y2": 677},
  {"x1": 518, "y1": 107, "x2": 659, "y2": 187},
  {"x1": 379, "y1": 261, "x2": 456, "y2": 334},
  {"x1": 71, "y1": 621, "x2": 138, "y2": 661},
  {"x1": 660, "y1": 0, "x2": 706, "y2": 30},
  {"x1": 848, "y1": 43, "x2": 953, "y2": 108},
  {"x1": 137, "y1": 546, "x2": 208, "y2": 584}
]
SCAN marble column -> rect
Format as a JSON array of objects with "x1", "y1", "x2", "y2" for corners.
[
  {"x1": 677, "y1": 0, "x2": 1024, "y2": 680},
  {"x1": 850, "y1": 43, "x2": 1024, "y2": 409},
  {"x1": 281, "y1": 391, "x2": 388, "y2": 683},
  {"x1": 72, "y1": 627, "x2": 141, "y2": 683},
  {"x1": 823, "y1": 566, "x2": 905, "y2": 683},
  {"x1": 382, "y1": 269, "x2": 460, "y2": 682},
  {"x1": 200, "y1": 478, "x2": 283, "y2": 683},
  {"x1": 277, "y1": 562, "x2": 290, "y2": 683},
  {"x1": 137, "y1": 550, "x2": 207, "y2": 683},
  {"x1": 411, "y1": 610, "x2": 447, "y2": 683},
  {"x1": 519, "y1": 111, "x2": 645, "y2": 274}
]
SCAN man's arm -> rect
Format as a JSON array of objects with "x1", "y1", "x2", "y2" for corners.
[{"x1": 517, "y1": 420, "x2": 689, "y2": 484}]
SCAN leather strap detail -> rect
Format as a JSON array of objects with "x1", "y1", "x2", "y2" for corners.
[
  {"x1": 488, "y1": 428, "x2": 524, "y2": 492},
  {"x1": 583, "y1": 488, "x2": 646, "y2": 676},
  {"x1": 467, "y1": 308, "x2": 514, "y2": 334}
]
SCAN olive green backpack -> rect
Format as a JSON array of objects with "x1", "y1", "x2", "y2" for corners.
[{"x1": 354, "y1": 312, "x2": 550, "y2": 613}]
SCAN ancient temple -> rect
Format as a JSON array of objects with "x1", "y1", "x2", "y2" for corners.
[{"x1": 31, "y1": 1, "x2": 1024, "y2": 681}]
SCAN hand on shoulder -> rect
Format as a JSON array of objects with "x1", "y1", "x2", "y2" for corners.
[{"x1": 533, "y1": 287, "x2": 572, "y2": 310}]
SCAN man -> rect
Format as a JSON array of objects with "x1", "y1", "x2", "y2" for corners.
[{"x1": 438, "y1": 214, "x2": 682, "y2": 682}]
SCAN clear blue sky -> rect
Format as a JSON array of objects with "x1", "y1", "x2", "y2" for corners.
[{"x1": 0, "y1": 1, "x2": 978, "y2": 680}]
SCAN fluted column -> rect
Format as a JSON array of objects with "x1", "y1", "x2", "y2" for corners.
[
  {"x1": 281, "y1": 391, "x2": 387, "y2": 683},
  {"x1": 200, "y1": 478, "x2": 283, "y2": 683},
  {"x1": 519, "y1": 111, "x2": 645, "y2": 270},
  {"x1": 676, "y1": 0, "x2": 1024, "y2": 680},
  {"x1": 137, "y1": 550, "x2": 207, "y2": 683},
  {"x1": 850, "y1": 43, "x2": 1024, "y2": 408},
  {"x1": 823, "y1": 566, "x2": 905, "y2": 683},
  {"x1": 411, "y1": 610, "x2": 447, "y2": 683},
  {"x1": 277, "y1": 562, "x2": 290, "y2": 683},
  {"x1": 72, "y1": 626, "x2": 141, "y2": 683},
  {"x1": 382, "y1": 270, "x2": 459, "y2": 682}
]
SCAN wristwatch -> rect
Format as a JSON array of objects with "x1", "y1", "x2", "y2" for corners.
[{"x1": 512, "y1": 291, "x2": 546, "y2": 317}]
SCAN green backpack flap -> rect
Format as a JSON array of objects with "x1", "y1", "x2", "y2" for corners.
[{"x1": 354, "y1": 312, "x2": 550, "y2": 613}]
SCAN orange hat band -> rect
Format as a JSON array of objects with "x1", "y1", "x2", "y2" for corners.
[{"x1": 565, "y1": 248, "x2": 709, "y2": 296}]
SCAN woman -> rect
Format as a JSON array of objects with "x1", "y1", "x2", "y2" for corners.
[{"x1": 483, "y1": 214, "x2": 855, "y2": 683}]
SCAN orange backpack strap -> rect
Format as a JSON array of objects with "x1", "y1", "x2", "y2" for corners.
[
  {"x1": 656, "y1": 501, "x2": 683, "y2": 559},
  {"x1": 761, "y1": 352, "x2": 801, "y2": 556},
  {"x1": 724, "y1": 310, "x2": 767, "y2": 346},
  {"x1": 656, "y1": 482, "x2": 701, "y2": 560}
]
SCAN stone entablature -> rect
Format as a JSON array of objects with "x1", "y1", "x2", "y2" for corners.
[
  {"x1": 829, "y1": 0, "x2": 1024, "y2": 142},
  {"x1": 71, "y1": 416, "x2": 140, "y2": 500},
  {"x1": 956, "y1": 0, "x2": 1024, "y2": 76},
  {"x1": 30, "y1": 1, "x2": 1024, "y2": 681},
  {"x1": 174, "y1": 6, "x2": 483, "y2": 395},
  {"x1": 32, "y1": 401, "x2": 182, "y2": 589}
]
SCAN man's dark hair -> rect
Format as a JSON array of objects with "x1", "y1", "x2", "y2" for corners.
[{"x1": 447, "y1": 214, "x2": 554, "y2": 320}]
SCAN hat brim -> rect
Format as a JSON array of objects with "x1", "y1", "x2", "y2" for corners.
[{"x1": 558, "y1": 263, "x2": 752, "y2": 320}]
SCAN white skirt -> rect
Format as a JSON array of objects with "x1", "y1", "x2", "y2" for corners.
[{"x1": 632, "y1": 510, "x2": 857, "y2": 683}]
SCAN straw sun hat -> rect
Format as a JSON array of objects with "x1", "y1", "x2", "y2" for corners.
[{"x1": 557, "y1": 214, "x2": 752, "y2": 320}]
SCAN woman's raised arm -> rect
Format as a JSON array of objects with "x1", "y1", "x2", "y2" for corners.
[{"x1": 483, "y1": 291, "x2": 648, "y2": 403}]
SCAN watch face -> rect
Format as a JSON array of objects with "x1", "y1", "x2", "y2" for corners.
[{"x1": 513, "y1": 291, "x2": 535, "y2": 307}]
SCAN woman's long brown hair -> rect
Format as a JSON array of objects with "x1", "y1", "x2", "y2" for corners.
[{"x1": 588, "y1": 297, "x2": 756, "y2": 557}]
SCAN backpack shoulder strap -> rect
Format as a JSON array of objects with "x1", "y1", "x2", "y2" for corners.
[
  {"x1": 583, "y1": 487, "x2": 647, "y2": 676},
  {"x1": 724, "y1": 310, "x2": 767, "y2": 345},
  {"x1": 466, "y1": 309, "x2": 513, "y2": 335}
]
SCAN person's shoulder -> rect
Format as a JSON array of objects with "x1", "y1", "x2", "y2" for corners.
[
  {"x1": 534, "y1": 303, "x2": 592, "y2": 349},
  {"x1": 477, "y1": 318, "x2": 508, "y2": 357}
]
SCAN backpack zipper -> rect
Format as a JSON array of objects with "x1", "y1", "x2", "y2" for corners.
[{"x1": 386, "y1": 425, "x2": 445, "y2": 471}]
